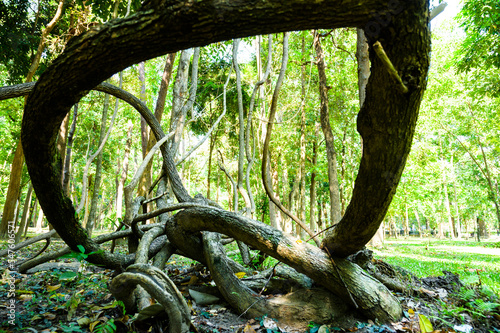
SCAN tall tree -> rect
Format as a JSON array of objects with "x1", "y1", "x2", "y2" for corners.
[
  {"x1": 313, "y1": 32, "x2": 342, "y2": 226},
  {"x1": 87, "y1": 92, "x2": 111, "y2": 235},
  {"x1": 0, "y1": 0, "x2": 65, "y2": 238}
]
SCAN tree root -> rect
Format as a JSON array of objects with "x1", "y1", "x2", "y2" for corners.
[
  {"x1": 110, "y1": 264, "x2": 191, "y2": 333},
  {"x1": 110, "y1": 223, "x2": 191, "y2": 333},
  {"x1": 202, "y1": 231, "x2": 361, "y2": 328},
  {"x1": 18, "y1": 224, "x2": 164, "y2": 273},
  {"x1": 173, "y1": 207, "x2": 402, "y2": 322},
  {"x1": 0, "y1": 229, "x2": 57, "y2": 257}
]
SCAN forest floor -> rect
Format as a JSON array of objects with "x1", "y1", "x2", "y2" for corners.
[{"x1": 0, "y1": 235, "x2": 499, "y2": 333}]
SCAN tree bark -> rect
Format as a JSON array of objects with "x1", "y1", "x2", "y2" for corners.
[
  {"x1": 87, "y1": 92, "x2": 110, "y2": 235},
  {"x1": 172, "y1": 207, "x2": 402, "y2": 322},
  {"x1": 0, "y1": 140, "x2": 24, "y2": 237},
  {"x1": 322, "y1": 0, "x2": 431, "y2": 256},
  {"x1": 15, "y1": 184, "x2": 33, "y2": 243},
  {"x1": 356, "y1": 29, "x2": 370, "y2": 108},
  {"x1": 62, "y1": 104, "x2": 78, "y2": 194},
  {"x1": 313, "y1": 32, "x2": 343, "y2": 227}
]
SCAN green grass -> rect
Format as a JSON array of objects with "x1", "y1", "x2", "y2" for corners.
[{"x1": 371, "y1": 238, "x2": 500, "y2": 296}]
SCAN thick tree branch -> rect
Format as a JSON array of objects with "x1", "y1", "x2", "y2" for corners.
[{"x1": 173, "y1": 207, "x2": 402, "y2": 322}]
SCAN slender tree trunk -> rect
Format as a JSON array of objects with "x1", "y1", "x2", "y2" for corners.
[
  {"x1": 442, "y1": 160, "x2": 455, "y2": 239},
  {"x1": 298, "y1": 33, "x2": 307, "y2": 240},
  {"x1": 313, "y1": 32, "x2": 342, "y2": 227},
  {"x1": 0, "y1": 141, "x2": 24, "y2": 237},
  {"x1": 116, "y1": 120, "x2": 134, "y2": 219},
  {"x1": 309, "y1": 123, "x2": 319, "y2": 232},
  {"x1": 207, "y1": 133, "x2": 216, "y2": 200},
  {"x1": 57, "y1": 113, "x2": 70, "y2": 180},
  {"x1": 16, "y1": 184, "x2": 33, "y2": 243},
  {"x1": 391, "y1": 217, "x2": 398, "y2": 239},
  {"x1": 452, "y1": 167, "x2": 462, "y2": 238},
  {"x1": 62, "y1": 104, "x2": 78, "y2": 194},
  {"x1": 317, "y1": 199, "x2": 323, "y2": 231},
  {"x1": 404, "y1": 201, "x2": 409, "y2": 237},
  {"x1": 414, "y1": 209, "x2": 422, "y2": 238},
  {"x1": 35, "y1": 205, "x2": 44, "y2": 233},
  {"x1": 266, "y1": 152, "x2": 279, "y2": 229},
  {"x1": 233, "y1": 39, "x2": 246, "y2": 203},
  {"x1": 87, "y1": 92, "x2": 110, "y2": 235},
  {"x1": 139, "y1": 61, "x2": 149, "y2": 159},
  {"x1": 281, "y1": 168, "x2": 290, "y2": 232}
]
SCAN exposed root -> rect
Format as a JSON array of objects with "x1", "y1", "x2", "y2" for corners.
[{"x1": 110, "y1": 264, "x2": 191, "y2": 333}]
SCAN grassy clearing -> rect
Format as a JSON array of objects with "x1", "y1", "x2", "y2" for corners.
[{"x1": 371, "y1": 237, "x2": 500, "y2": 296}]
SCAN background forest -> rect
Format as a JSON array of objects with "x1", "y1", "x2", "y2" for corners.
[{"x1": 1, "y1": 0, "x2": 499, "y2": 242}]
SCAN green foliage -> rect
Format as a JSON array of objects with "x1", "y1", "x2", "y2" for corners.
[
  {"x1": 0, "y1": 0, "x2": 41, "y2": 83},
  {"x1": 93, "y1": 319, "x2": 117, "y2": 333},
  {"x1": 455, "y1": 0, "x2": 500, "y2": 73},
  {"x1": 59, "y1": 322, "x2": 85, "y2": 332},
  {"x1": 60, "y1": 244, "x2": 103, "y2": 263}
]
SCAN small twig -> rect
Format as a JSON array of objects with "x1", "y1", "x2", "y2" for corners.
[
  {"x1": 237, "y1": 298, "x2": 265, "y2": 319},
  {"x1": 372, "y1": 41, "x2": 408, "y2": 94},
  {"x1": 323, "y1": 246, "x2": 358, "y2": 309},
  {"x1": 258, "y1": 262, "x2": 281, "y2": 296},
  {"x1": 132, "y1": 202, "x2": 213, "y2": 223},
  {"x1": 143, "y1": 190, "x2": 169, "y2": 205},
  {"x1": 148, "y1": 171, "x2": 165, "y2": 195},
  {"x1": 304, "y1": 223, "x2": 338, "y2": 243}
]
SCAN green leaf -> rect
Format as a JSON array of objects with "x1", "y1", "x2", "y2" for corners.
[
  {"x1": 418, "y1": 313, "x2": 433, "y2": 333},
  {"x1": 77, "y1": 244, "x2": 85, "y2": 254},
  {"x1": 58, "y1": 271, "x2": 78, "y2": 281}
]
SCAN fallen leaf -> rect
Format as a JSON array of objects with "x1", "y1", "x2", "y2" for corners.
[
  {"x1": 242, "y1": 323, "x2": 257, "y2": 333},
  {"x1": 189, "y1": 289, "x2": 220, "y2": 305},
  {"x1": 89, "y1": 320, "x2": 101, "y2": 332},
  {"x1": 262, "y1": 316, "x2": 278, "y2": 329},
  {"x1": 419, "y1": 287, "x2": 437, "y2": 297},
  {"x1": 19, "y1": 294, "x2": 34, "y2": 302},
  {"x1": 318, "y1": 325, "x2": 329, "y2": 333},
  {"x1": 235, "y1": 272, "x2": 246, "y2": 279},
  {"x1": 77, "y1": 317, "x2": 91, "y2": 327},
  {"x1": 418, "y1": 313, "x2": 433, "y2": 333},
  {"x1": 43, "y1": 313, "x2": 56, "y2": 320}
]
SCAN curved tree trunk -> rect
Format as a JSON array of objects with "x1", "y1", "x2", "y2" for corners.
[{"x1": 321, "y1": 0, "x2": 431, "y2": 256}]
